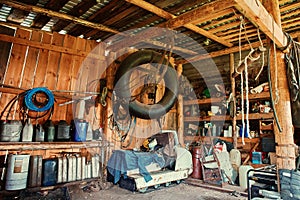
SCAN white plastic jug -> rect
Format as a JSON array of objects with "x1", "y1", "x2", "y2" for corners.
[{"x1": 239, "y1": 165, "x2": 254, "y2": 191}]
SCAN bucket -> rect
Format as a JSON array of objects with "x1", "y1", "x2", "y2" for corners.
[
  {"x1": 5, "y1": 154, "x2": 30, "y2": 190},
  {"x1": 239, "y1": 165, "x2": 254, "y2": 191},
  {"x1": 56, "y1": 120, "x2": 70, "y2": 141},
  {"x1": 73, "y1": 119, "x2": 88, "y2": 142},
  {"x1": 191, "y1": 146, "x2": 203, "y2": 179},
  {"x1": 0, "y1": 120, "x2": 22, "y2": 142},
  {"x1": 42, "y1": 158, "x2": 58, "y2": 186}
]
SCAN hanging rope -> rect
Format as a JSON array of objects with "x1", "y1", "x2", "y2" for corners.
[{"x1": 255, "y1": 29, "x2": 266, "y2": 80}]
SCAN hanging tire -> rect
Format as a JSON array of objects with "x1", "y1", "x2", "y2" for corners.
[{"x1": 113, "y1": 50, "x2": 178, "y2": 119}]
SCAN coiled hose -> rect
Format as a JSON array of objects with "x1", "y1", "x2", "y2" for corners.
[{"x1": 24, "y1": 87, "x2": 55, "y2": 112}]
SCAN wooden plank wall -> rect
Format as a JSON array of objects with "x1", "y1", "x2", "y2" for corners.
[
  {"x1": 0, "y1": 27, "x2": 106, "y2": 130},
  {"x1": 0, "y1": 26, "x2": 177, "y2": 151}
]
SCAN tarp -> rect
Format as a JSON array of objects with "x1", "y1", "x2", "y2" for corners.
[{"x1": 107, "y1": 150, "x2": 165, "y2": 184}]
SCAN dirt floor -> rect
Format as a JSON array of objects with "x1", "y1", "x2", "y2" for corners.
[{"x1": 69, "y1": 181, "x2": 247, "y2": 200}]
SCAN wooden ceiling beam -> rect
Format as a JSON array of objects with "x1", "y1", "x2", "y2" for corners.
[
  {"x1": 165, "y1": 0, "x2": 235, "y2": 29},
  {"x1": 0, "y1": 0, "x2": 120, "y2": 34},
  {"x1": 233, "y1": 0, "x2": 287, "y2": 48},
  {"x1": 125, "y1": 0, "x2": 233, "y2": 47}
]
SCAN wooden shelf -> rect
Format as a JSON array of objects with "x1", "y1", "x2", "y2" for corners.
[
  {"x1": 184, "y1": 112, "x2": 273, "y2": 122},
  {"x1": 236, "y1": 113, "x2": 274, "y2": 120},
  {"x1": 183, "y1": 97, "x2": 225, "y2": 106},
  {"x1": 184, "y1": 115, "x2": 230, "y2": 122},
  {"x1": 183, "y1": 92, "x2": 270, "y2": 106},
  {"x1": 247, "y1": 92, "x2": 270, "y2": 100},
  {"x1": 184, "y1": 136, "x2": 260, "y2": 143},
  {"x1": 0, "y1": 141, "x2": 111, "y2": 151}
]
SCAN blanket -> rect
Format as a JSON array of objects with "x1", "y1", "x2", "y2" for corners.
[{"x1": 107, "y1": 150, "x2": 165, "y2": 184}]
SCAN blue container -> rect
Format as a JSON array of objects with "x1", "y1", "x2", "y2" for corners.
[
  {"x1": 252, "y1": 152, "x2": 262, "y2": 164},
  {"x1": 42, "y1": 158, "x2": 58, "y2": 186},
  {"x1": 239, "y1": 126, "x2": 249, "y2": 138},
  {"x1": 73, "y1": 119, "x2": 88, "y2": 142}
]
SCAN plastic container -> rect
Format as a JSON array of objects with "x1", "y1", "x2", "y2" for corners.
[
  {"x1": 0, "y1": 120, "x2": 22, "y2": 142},
  {"x1": 239, "y1": 165, "x2": 254, "y2": 191},
  {"x1": 5, "y1": 154, "x2": 30, "y2": 190},
  {"x1": 73, "y1": 119, "x2": 88, "y2": 142},
  {"x1": 44, "y1": 120, "x2": 55, "y2": 142},
  {"x1": 56, "y1": 120, "x2": 70, "y2": 141},
  {"x1": 230, "y1": 149, "x2": 241, "y2": 169},
  {"x1": 252, "y1": 152, "x2": 262, "y2": 164},
  {"x1": 21, "y1": 120, "x2": 33, "y2": 142},
  {"x1": 42, "y1": 158, "x2": 58, "y2": 186},
  {"x1": 35, "y1": 124, "x2": 45, "y2": 142}
]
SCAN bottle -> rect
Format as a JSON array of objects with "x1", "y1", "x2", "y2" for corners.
[
  {"x1": 22, "y1": 119, "x2": 33, "y2": 142},
  {"x1": 35, "y1": 124, "x2": 45, "y2": 142},
  {"x1": 212, "y1": 124, "x2": 217, "y2": 137}
]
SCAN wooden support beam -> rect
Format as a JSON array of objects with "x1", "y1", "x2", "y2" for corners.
[
  {"x1": 0, "y1": 0, "x2": 120, "y2": 34},
  {"x1": 176, "y1": 64, "x2": 184, "y2": 146},
  {"x1": 263, "y1": 0, "x2": 295, "y2": 170},
  {"x1": 234, "y1": 0, "x2": 287, "y2": 48},
  {"x1": 230, "y1": 53, "x2": 237, "y2": 149},
  {"x1": 126, "y1": 0, "x2": 233, "y2": 47}
]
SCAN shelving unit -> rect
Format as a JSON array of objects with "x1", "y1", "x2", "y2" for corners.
[{"x1": 183, "y1": 91, "x2": 274, "y2": 164}]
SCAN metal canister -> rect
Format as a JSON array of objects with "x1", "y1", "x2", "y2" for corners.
[
  {"x1": 42, "y1": 158, "x2": 58, "y2": 186},
  {"x1": 56, "y1": 120, "x2": 70, "y2": 141},
  {"x1": 57, "y1": 157, "x2": 63, "y2": 183},
  {"x1": 67, "y1": 156, "x2": 74, "y2": 182},
  {"x1": 28, "y1": 155, "x2": 42, "y2": 187},
  {"x1": 92, "y1": 154, "x2": 100, "y2": 178},
  {"x1": 76, "y1": 155, "x2": 82, "y2": 181},
  {"x1": 81, "y1": 156, "x2": 86, "y2": 180},
  {"x1": 62, "y1": 157, "x2": 67, "y2": 183},
  {"x1": 191, "y1": 146, "x2": 203, "y2": 179}
]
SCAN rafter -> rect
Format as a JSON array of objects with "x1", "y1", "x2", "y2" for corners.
[
  {"x1": 234, "y1": 0, "x2": 287, "y2": 48},
  {"x1": 124, "y1": 0, "x2": 233, "y2": 48},
  {"x1": 165, "y1": 0, "x2": 235, "y2": 29},
  {"x1": 0, "y1": 0, "x2": 120, "y2": 34}
]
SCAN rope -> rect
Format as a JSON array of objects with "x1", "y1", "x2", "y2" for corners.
[
  {"x1": 272, "y1": 18, "x2": 280, "y2": 104},
  {"x1": 24, "y1": 87, "x2": 54, "y2": 112},
  {"x1": 255, "y1": 29, "x2": 265, "y2": 80}
]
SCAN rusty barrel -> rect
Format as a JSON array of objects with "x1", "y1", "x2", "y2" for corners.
[{"x1": 191, "y1": 146, "x2": 203, "y2": 179}]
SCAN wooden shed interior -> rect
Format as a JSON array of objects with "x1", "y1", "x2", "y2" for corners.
[{"x1": 0, "y1": 0, "x2": 299, "y2": 198}]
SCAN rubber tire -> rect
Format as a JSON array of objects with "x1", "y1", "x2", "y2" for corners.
[{"x1": 113, "y1": 50, "x2": 178, "y2": 119}]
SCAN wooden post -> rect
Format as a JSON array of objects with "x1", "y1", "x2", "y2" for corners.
[
  {"x1": 176, "y1": 64, "x2": 185, "y2": 146},
  {"x1": 230, "y1": 53, "x2": 237, "y2": 149},
  {"x1": 263, "y1": 0, "x2": 295, "y2": 170}
]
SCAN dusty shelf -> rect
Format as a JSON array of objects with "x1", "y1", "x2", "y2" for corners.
[{"x1": 0, "y1": 141, "x2": 111, "y2": 151}]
